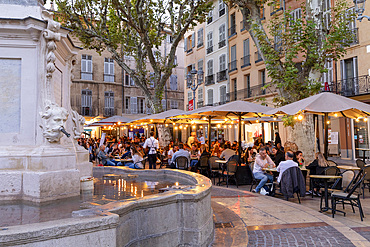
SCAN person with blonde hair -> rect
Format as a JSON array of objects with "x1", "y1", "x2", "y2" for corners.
[{"x1": 306, "y1": 152, "x2": 329, "y2": 196}]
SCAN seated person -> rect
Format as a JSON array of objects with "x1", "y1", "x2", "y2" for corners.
[
  {"x1": 306, "y1": 152, "x2": 329, "y2": 196},
  {"x1": 295, "y1": 151, "x2": 305, "y2": 167},
  {"x1": 276, "y1": 151, "x2": 298, "y2": 183},
  {"x1": 271, "y1": 146, "x2": 285, "y2": 167},
  {"x1": 171, "y1": 143, "x2": 191, "y2": 168},
  {"x1": 125, "y1": 145, "x2": 144, "y2": 169},
  {"x1": 168, "y1": 144, "x2": 178, "y2": 160},
  {"x1": 98, "y1": 145, "x2": 122, "y2": 166},
  {"x1": 121, "y1": 142, "x2": 132, "y2": 159},
  {"x1": 190, "y1": 144, "x2": 199, "y2": 167},
  {"x1": 211, "y1": 144, "x2": 222, "y2": 157},
  {"x1": 252, "y1": 147, "x2": 275, "y2": 195},
  {"x1": 220, "y1": 143, "x2": 236, "y2": 161}
]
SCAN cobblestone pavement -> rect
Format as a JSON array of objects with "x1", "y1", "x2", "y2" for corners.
[{"x1": 248, "y1": 226, "x2": 355, "y2": 247}]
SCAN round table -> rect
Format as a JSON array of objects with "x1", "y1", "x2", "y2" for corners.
[
  {"x1": 337, "y1": 165, "x2": 361, "y2": 171},
  {"x1": 309, "y1": 174, "x2": 342, "y2": 212}
]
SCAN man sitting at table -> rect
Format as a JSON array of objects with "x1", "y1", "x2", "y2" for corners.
[
  {"x1": 220, "y1": 143, "x2": 236, "y2": 161},
  {"x1": 276, "y1": 151, "x2": 298, "y2": 183},
  {"x1": 252, "y1": 147, "x2": 275, "y2": 195},
  {"x1": 171, "y1": 143, "x2": 190, "y2": 168}
]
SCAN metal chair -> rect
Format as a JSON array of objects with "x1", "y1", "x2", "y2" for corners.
[
  {"x1": 356, "y1": 159, "x2": 366, "y2": 169},
  {"x1": 175, "y1": 156, "x2": 189, "y2": 170},
  {"x1": 277, "y1": 166, "x2": 306, "y2": 203},
  {"x1": 249, "y1": 163, "x2": 261, "y2": 192},
  {"x1": 209, "y1": 156, "x2": 222, "y2": 184},
  {"x1": 218, "y1": 159, "x2": 238, "y2": 188},
  {"x1": 198, "y1": 156, "x2": 210, "y2": 177},
  {"x1": 331, "y1": 172, "x2": 367, "y2": 221},
  {"x1": 327, "y1": 160, "x2": 338, "y2": 167},
  {"x1": 133, "y1": 157, "x2": 147, "y2": 169},
  {"x1": 361, "y1": 165, "x2": 370, "y2": 199}
]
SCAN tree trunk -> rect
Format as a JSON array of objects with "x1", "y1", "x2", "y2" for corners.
[
  {"x1": 157, "y1": 124, "x2": 171, "y2": 148},
  {"x1": 286, "y1": 114, "x2": 316, "y2": 164}
]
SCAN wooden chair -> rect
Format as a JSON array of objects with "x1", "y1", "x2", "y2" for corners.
[
  {"x1": 175, "y1": 156, "x2": 189, "y2": 170},
  {"x1": 361, "y1": 165, "x2": 370, "y2": 199},
  {"x1": 331, "y1": 172, "x2": 367, "y2": 221},
  {"x1": 249, "y1": 163, "x2": 261, "y2": 192},
  {"x1": 356, "y1": 159, "x2": 366, "y2": 169}
]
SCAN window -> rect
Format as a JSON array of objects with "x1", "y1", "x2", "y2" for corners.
[
  {"x1": 170, "y1": 100, "x2": 178, "y2": 109},
  {"x1": 167, "y1": 35, "x2": 173, "y2": 43},
  {"x1": 184, "y1": 37, "x2": 188, "y2": 52},
  {"x1": 322, "y1": 59, "x2": 333, "y2": 85},
  {"x1": 161, "y1": 99, "x2": 167, "y2": 111},
  {"x1": 219, "y1": 0, "x2": 226, "y2": 17},
  {"x1": 81, "y1": 55, "x2": 92, "y2": 80},
  {"x1": 207, "y1": 10, "x2": 213, "y2": 24},
  {"x1": 81, "y1": 89, "x2": 92, "y2": 116},
  {"x1": 219, "y1": 54, "x2": 226, "y2": 71},
  {"x1": 290, "y1": 8, "x2": 302, "y2": 38},
  {"x1": 345, "y1": 8, "x2": 358, "y2": 45},
  {"x1": 104, "y1": 91, "x2": 114, "y2": 116},
  {"x1": 125, "y1": 72, "x2": 135, "y2": 86},
  {"x1": 188, "y1": 91, "x2": 193, "y2": 101},
  {"x1": 340, "y1": 57, "x2": 358, "y2": 96},
  {"x1": 260, "y1": 7, "x2": 265, "y2": 19},
  {"x1": 198, "y1": 59, "x2": 204, "y2": 71},
  {"x1": 197, "y1": 28, "x2": 204, "y2": 47},
  {"x1": 207, "y1": 32, "x2": 213, "y2": 54},
  {"x1": 242, "y1": 39, "x2": 250, "y2": 67},
  {"x1": 198, "y1": 87, "x2": 203, "y2": 103},
  {"x1": 207, "y1": 89, "x2": 213, "y2": 105},
  {"x1": 149, "y1": 72, "x2": 155, "y2": 88},
  {"x1": 219, "y1": 24, "x2": 226, "y2": 48},
  {"x1": 207, "y1": 60, "x2": 213, "y2": 75},
  {"x1": 220, "y1": 85, "x2": 227, "y2": 104},
  {"x1": 125, "y1": 97, "x2": 130, "y2": 113},
  {"x1": 260, "y1": 69, "x2": 266, "y2": 95},
  {"x1": 245, "y1": 74, "x2": 251, "y2": 98},
  {"x1": 271, "y1": 0, "x2": 283, "y2": 14},
  {"x1": 274, "y1": 28, "x2": 283, "y2": 51},
  {"x1": 323, "y1": 0, "x2": 331, "y2": 30},
  {"x1": 191, "y1": 32, "x2": 195, "y2": 48},
  {"x1": 229, "y1": 45, "x2": 237, "y2": 71},
  {"x1": 104, "y1": 58, "x2": 114, "y2": 82},
  {"x1": 138, "y1": 98, "x2": 145, "y2": 114},
  {"x1": 170, "y1": 75, "x2": 178, "y2": 91},
  {"x1": 232, "y1": 78, "x2": 237, "y2": 100},
  {"x1": 229, "y1": 13, "x2": 236, "y2": 36},
  {"x1": 130, "y1": 97, "x2": 138, "y2": 114},
  {"x1": 174, "y1": 56, "x2": 177, "y2": 65}
]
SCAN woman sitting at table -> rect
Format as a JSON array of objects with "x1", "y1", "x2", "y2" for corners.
[
  {"x1": 295, "y1": 151, "x2": 305, "y2": 167},
  {"x1": 125, "y1": 145, "x2": 144, "y2": 169},
  {"x1": 211, "y1": 144, "x2": 222, "y2": 157},
  {"x1": 190, "y1": 144, "x2": 200, "y2": 167},
  {"x1": 306, "y1": 152, "x2": 329, "y2": 196}
]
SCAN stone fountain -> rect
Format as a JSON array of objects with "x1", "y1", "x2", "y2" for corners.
[{"x1": 0, "y1": 0, "x2": 91, "y2": 203}]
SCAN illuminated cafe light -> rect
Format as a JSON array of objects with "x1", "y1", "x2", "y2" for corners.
[
  {"x1": 294, "y1": 116, "x2": 298, "y2": 120},
  {"x1": 202, "y1": 117, "x2": 207, "y2": 120},
  {"x1": 179, "y1": 125, "x2": 183, "y2": 129},
  {"x1": 229, "y1": 125, "x2": 232, "y2": 128},
  {"x1": 174, "y1": 126, "x2": 178, "y2": 130},
  {"x1": 217, "y1": 124, "x2": 221, "y2": 128},
  {"x1": 200, "y1": 125, "x2": 203, "y2": 129},
  {"x1": 235, "y1": 125, "x2": 237, "y2": 129},
  {"x1": 150, "y1": 119, "x2": 153, "y2": 122},
  {"x1": 165, "y1": 124, "x2": 168, "y2": 127},
  {"x1": 223, "y1": 125, "x2": 227, "y2": 128},
  {"x1": 356, "y1": 118, "x2": 360, "y2": 122},
  {"x1": 334, "y1": 113, "x2": 338, "y2": 117},
  {"x1": 297, "y1": 115, "x2": 303, "y2": 121},
  {"x1": 326, "y1": 121, "x2": 330, "y2": 124},
  {"x1": 364, "y1": 118, "x2": 368, "y2": 122},
  {"x1": 256, "y1": 119, "x2": 259, "y2": 123}
]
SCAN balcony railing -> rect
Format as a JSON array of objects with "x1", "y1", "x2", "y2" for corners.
[
  {"x1": 218, "y1": 39, "x2": 226, "y2": 49},
  {"x1": 197, "y1": 101, "x2": 204, "y2": 108},
  {"x1": 226, "y1": 84, "x2": 277, "y2": 101},
  {"x1": 104, "y1": 107, "x2": 115, "y2": 117},
  {"x1": 207, "y1": 45, "x2": 213, "y2": 54},
  {"x1": 217, "y1": 70, "x2": 228, "y2": 82},
  {"x1": 219, "y1": 8, "x2": 225, "y2": 17},
  {"x1": 207, "y1": 16, "x2": 212, "y2": 24},
  {"x1": 205, "y1": 74, "x2": 215, "y2": 85},
  {"x1": 228, "y1": 60, "x2": 237, "y2": 72},
  {"x1": 241, "y1": 55, "x2": 251, "y2": 68},
  {"x1": 323, "y1": 75, "x2": 370, "y2": 97},
  {"x1": 240, "y1": 20, "x2": 246, "y2": 32},
  {"x1": 255, "y1": 51, "x2": 263, "y2": 63},
  {"x1": 187, "y1": 48, "x2": 193, "y2": 54},
  {"x1": 228, "y1": 25, "x2": 236, "y2": 38}
]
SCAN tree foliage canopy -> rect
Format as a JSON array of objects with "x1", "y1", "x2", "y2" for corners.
[{"x1": 55, "y1": 0, "x2": 213, "y2": 113}]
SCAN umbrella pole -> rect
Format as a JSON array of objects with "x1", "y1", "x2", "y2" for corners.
[
  {"x1": 238, "y1": 114, "x2": 242, "y2": 164},
  {"x1": 208, "y1": 117, "x2": 211, "y2": 147},
  {"x1": 324, "y1": 113, "x2": 329, "y2": 159}
]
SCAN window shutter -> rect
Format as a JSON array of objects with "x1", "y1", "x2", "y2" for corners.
[
  {"x1": 130, "y1": 97, "x2": 137, "y2": 114},
  {"x1": 192, "y1": 33, "x2": 195, "y2": 48},
  {"x1": 184, "y1": 37, "x2": 188, "y2": 51}
]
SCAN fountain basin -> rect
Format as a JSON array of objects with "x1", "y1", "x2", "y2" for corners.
[{"x1": 0, "y1": 167, "x2": 214, "y2": 247}]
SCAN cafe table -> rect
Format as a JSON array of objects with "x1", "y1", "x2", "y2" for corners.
[
  {"x1": 337, "y1": 165, "x2": 361, "y2": 171},
  {"x1": 356, "y1": 148, "x2": 370, "y2": 162},
  {"x1": 309, "y1": 174, "x2": 342, "y2": 212},
  {"x1": 215, "y1": 160, "x2": 227, "y2": 185}
]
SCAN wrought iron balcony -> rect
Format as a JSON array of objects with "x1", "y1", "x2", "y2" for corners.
[
  {"x1": 207, "y1": 16, "x2": 212, "y2": 24},
  {"x1": 322, "y1": 75, "x2": 370, "y2": 97},
  {"x1": 205, "y1": 74, "x2": 215, "y2": 85},
  {"x1": 348, "y1": 28, "x2": 359, "y2": 46},
  {"x1": 187, "y1": 48, "x2": 193, "y2": 54},
  {"x1": 226, "y1": 84, "x2": 277, "y2": 101},
  {"x1": 219, "y1": 8, "x2": 225, "y2": 17},
  {"x1": 228, "y1": 60, "x2": 237, "y2": 72},
  {"x1": 206, "y1": 45, "x2": 213, "y2": 54},
  {"x1": 217, "y1": 70, "x2": 228, "y2": 82},
  {"x1": 241, "y1": 55, "x2": 251, "y2": 68},
  {"x1": 228, "y1": 25, "x2": 236, "y2": 38},
  {"x1": 197, "y1": 101, "x2": 204, "y2": 108},
  {"x1": 218, "y1": 39, "x2": 226, "y2": 49}
]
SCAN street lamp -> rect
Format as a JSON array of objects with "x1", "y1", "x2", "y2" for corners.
[
  {"x1": 186, "y1": 68, "x2": 204, "y2": 110},
  {"x1": 354, "y1": 0, "x2": 370, "y2": 21}
]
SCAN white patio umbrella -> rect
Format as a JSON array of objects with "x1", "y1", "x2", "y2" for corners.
[
  {"x1": 266, "y1": 92, "x2": 370, "y2": 157},
  {"x1": 85, "y1": 115, "x2": 133, "y2": 127}
]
